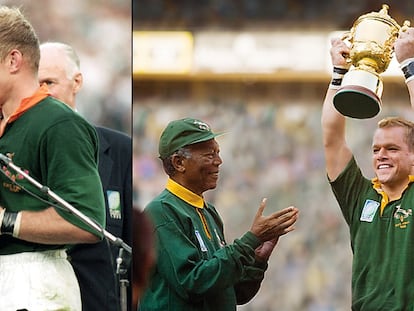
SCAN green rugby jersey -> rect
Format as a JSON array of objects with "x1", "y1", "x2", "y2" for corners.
[
  {"x1": 0, "y1": 92, "x2": 105, "y2": 254},
  {"x1": 330, "y1": 157, "x2": 414, "y2": 310}
]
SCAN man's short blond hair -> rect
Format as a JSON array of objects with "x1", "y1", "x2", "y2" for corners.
[
  {"x1": 378, "y1": 116, "x2": 414, "y2": 151},
  {"x1": 0, "y1": 6, "x2": 40, "y2": 73}
]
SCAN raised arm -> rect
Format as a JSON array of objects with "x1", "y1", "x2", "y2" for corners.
[
  {"x1": 394, "y1": 27, "x2": 414, "y2": 109},
  {"x1": 321, "y1": 38, "x2": 353, "y2": 181}
]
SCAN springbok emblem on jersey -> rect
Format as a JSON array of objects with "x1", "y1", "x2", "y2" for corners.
[{"x1": 394, "y1": 205, "x2": 412, "y2": 229}]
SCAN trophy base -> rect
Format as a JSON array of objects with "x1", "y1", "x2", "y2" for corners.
[
  {"x1": 334, "y1": 85, "x2": 381, "y2": 119},
  {"x1": 333, "y1": 69, "x2": 382, "y2": 119}
]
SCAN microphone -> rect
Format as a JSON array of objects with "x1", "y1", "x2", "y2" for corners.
[{"x1": 0, "y1": 153, "x2": 11, "y2": 165}]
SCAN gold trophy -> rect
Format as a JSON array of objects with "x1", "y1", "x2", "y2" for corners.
[{"x1": 334, "y1": 4, "x2": 410, "y2": 119}]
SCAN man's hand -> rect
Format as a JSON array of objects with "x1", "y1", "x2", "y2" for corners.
[
  {"x1": 394, "y1": 27, "x2": 414, "y2": 64},
  {"x1": 250, "y1": 198, "x2": 299, "y2": 243},
  {"x1": 255, "y1": 237, "x2": 279, "y2": 262},
  {"x1": 330, "y1": 37, "x2": 351, "y2": 68}
]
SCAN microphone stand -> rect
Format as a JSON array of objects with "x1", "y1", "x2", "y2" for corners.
[
  {"x1": 0, "y1": 154, "x2": 132, "y2": 311},
  {"x1": 116, "y1": 248, "x2": 130, "y2": 311}
]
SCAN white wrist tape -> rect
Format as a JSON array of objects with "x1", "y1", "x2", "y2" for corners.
[{"x1": 400, "y1": 58, "x2": 414, "y2": 83}]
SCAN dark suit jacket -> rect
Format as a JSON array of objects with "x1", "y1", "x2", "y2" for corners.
[{"x1": 69, "y1": 126, "x2": 132, "y2": 311}]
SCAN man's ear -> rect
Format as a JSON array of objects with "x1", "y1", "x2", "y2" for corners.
[
  {"x1": 408, "y1": 150, "x2": 414, "y2": 174},
  {"x1": 171, "y1": 154, "x2": 185, "y2": 173},
  {"x1": 72, "y1": 72, "x2": 83, "y2": 94},
  {"x1": 8, "y1": 49, "x2": 23, "y2": 73}
]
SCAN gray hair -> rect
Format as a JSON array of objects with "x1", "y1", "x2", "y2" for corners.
[
  {"x1": 40, "y1": 41, "x2": 80, "y2": 79},
  {"x1": 162, "y1": 147, "x2": 192, "y2": 176}
]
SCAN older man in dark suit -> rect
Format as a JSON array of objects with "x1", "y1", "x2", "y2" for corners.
[{"x1": 38, "y1": 42, "x2": 132, "y2": 311}]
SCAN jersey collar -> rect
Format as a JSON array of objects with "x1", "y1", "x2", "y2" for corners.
[
  {"x1": 371, "y1": 175, "x2": 414, "y2": 215},
  {"x1": 166, "y1": 178, "x2": 205, "y2": 209},
  {"x1": 0, "y1": 85, "x2": 50, "y2": 137}
]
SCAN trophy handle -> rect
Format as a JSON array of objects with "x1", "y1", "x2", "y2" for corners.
[
  {"x1": 401, "y1": 20, "x2": 411, "y2": 33},
  {"x1": 341, "y1": 31, "x2": 352, "y2": 42}
]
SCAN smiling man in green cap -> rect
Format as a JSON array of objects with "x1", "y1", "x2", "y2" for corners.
[{"x1": 139, "y1": 117, "x2": 299, "y2": 311}]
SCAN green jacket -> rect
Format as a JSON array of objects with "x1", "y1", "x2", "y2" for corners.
[
  {"x1": 140, "y1": 179, "x2": 268, "y2": 311},
  {"x1": 330, "y1": 157, "x2": 414, "y2": 310}
]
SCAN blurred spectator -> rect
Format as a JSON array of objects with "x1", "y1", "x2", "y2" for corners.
[{"x1": 132, "y1": 206, "x2": 155, "y2": 309}]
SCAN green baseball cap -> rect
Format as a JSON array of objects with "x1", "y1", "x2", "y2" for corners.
[{"x1": 159, "y1": 118, "x2": 220, "y2": 159}]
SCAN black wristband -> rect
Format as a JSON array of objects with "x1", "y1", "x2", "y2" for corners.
[
  {"x1": 1, "y1": 211, "x2": 18, "y2": 235},
  {"x1": 402, "y1": 61, "x2": 414, "y2": 81},
  {"x1": 330, "y1": 66, "x2": 349, "y2": 89},
  {"x1": 333, "y1": 66, "x2": 349, "y2": 75},
  {"x1": 331, "y1": 78, "x2": 343, "y2": 86}
]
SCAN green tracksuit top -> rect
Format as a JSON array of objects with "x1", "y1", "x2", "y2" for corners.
[
  {"x1": 330, "y1": 157, "x2": 414, "y2": 310},
  {"x1": 139, "y1": 178, "x2": 268, "y2": 311},
  {"x1": 0, "y1": 93, "x2": 105, "y2": 254}
]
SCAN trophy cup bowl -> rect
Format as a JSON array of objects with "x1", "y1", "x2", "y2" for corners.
[{"x1": 333, "y1": 4, "x2": 409, "y2": 119}]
